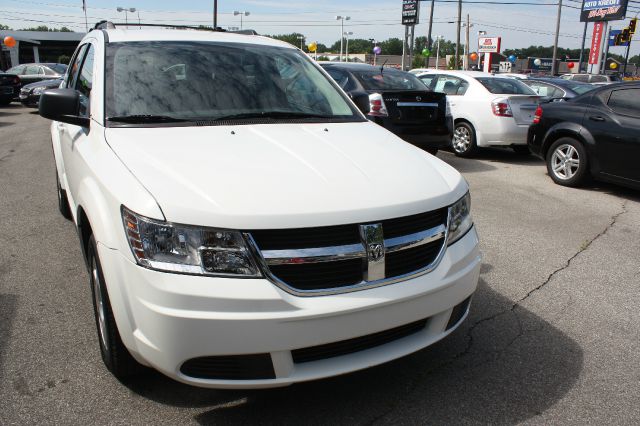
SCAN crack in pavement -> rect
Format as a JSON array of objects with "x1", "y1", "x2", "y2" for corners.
[
  {"x1": 451, "y1": 200, "x2": 628, "y2": 363},
  {"x1": 367, "y1": 200, "x2": 628, "y2": 425}
]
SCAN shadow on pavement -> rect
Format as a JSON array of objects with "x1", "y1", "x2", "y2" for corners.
[
  {"x1": 0, "y1": 294, "x2": 18, "y2": 382},
  {"x1": 471, "y1": 147, "x2": 544, "y2": 166},
  {"x1": 122, "y1": 278, "x2": 583, "y2": 425},
  {"x1": 437, "y1": 151, "x2": 498, "y2": 174}
]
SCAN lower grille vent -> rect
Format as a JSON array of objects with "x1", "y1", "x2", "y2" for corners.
[
  {"x1": 292, "y1": 318, "x2": 428, "y2": 364},
  {"x1": 180, "y1": 354, "x2": 275, "y2": 380}
]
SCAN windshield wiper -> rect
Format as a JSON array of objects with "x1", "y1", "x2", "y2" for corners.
[
  {"x1": 214, "y1": 111, "x2": 335, "y2": 121},
  {"x1": 107, "y1": 114, "x2": 189, "y2": 123}
]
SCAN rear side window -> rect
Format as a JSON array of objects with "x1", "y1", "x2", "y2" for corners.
[
  {"x1": 7, "y1": 65, "x2": 25, "y2": 75},
  {"x1": 590, "y1": 75, "x2": 607, "y2": 83},
  {"x1": 433, "y1": 75, "x2": 468, "y2": 95},
  {"x1": 476, "y1": 77, "x2": 536, "y2": 95},
  {"x1": 572, "y1": 74, "x2": 589, "y2": 82},
  {"x1": 607, "y1": 89, "x2": 640, "y2": 116},
  {"x1": 353, "y1": 70, "x2": 426, "y2": 91},
  {"x1": 567, "y1": 83, "x2": 595, "y2": 95},
  {"x1": 24, "y1": 65, "x2": 40, "y2": 75}
]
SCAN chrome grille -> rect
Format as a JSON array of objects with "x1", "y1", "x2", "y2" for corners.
[{"x1": 246, "y1": 207, "x2": 449, "y2": 296}]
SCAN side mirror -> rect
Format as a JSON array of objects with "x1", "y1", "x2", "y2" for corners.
[
  {"x1": 39, "y1": 88, "x2": 90, "y2": 128},
  {"x1": 350, "y1": 92, "x2": 370, "y2": 115}
]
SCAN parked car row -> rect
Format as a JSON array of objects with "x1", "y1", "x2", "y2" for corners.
[
  {"x1": 318, "y1": 65, "x2": 638, "y2": 190},
  {"x1": 0, "y1": 63, "x2": 66, "y2": 107}
]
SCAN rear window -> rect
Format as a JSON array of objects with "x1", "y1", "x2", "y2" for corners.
[
  {"x1": 49, "y1": 64, "x2": 68, "y2": 74},
  {"x1": 353, "y1": 70, "x2": 426, "y2": 91},
  {"x1": 476, "y1": 77, "x2": 536, "y2": 95},
  {"x1": 566, "y1": 83, "x2": 595, "y2": 95}
]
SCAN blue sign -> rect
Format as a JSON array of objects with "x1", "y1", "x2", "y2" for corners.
[{"x1": 609, "y1": 30, "x2": 630, "y2": 46}]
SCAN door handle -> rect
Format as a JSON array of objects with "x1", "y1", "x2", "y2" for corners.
[{"x1": 589, "y1": 116, "x2": 605, "y2": 122}]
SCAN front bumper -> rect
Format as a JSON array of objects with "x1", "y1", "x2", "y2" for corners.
[
  {"x1": 97, "y1": 227, "x2": 481, "y2": 389},
  {"x1": 19, "y1": 92, "x2": 40, "y2": 107}
]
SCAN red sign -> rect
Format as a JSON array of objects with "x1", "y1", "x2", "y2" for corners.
[{"x1": 589, "y1": 22, "x2": 604, "y2": 64}]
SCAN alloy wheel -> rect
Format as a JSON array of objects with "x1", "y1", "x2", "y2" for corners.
[
  {"x1": 92, "y1": 256, "x2": 110, "y2": 355},
  {"x1": 453, "y1": 126, "x2": 471, "y2": 153},
  {"x1": 551, "y1": 144, "x2": 580, "y2": 180}
]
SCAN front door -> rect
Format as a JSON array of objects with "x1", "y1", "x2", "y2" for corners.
[{"x1": 591, "y1": 88, "x2": 640, "y2": 182}]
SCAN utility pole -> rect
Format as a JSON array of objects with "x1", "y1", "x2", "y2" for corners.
[
  {"x1": 551, "y1": 0, "x2": 563, "y2": 75},
  {"x1": 427, "y1": 0, "x2": 435, "y2": 49},
  {"x1": 465, "y1": 14, "x2": 470, "y2": 70},
  {"x1": 578, "y1": 21, "x2": 588, "y2": 72},
  {"x1": 455, "y1": 0, "x2": 462, "y2": 70},
  {"x1": 213, "y1": 0, "x2": 217, "y2": 29},
  {"x1": 623, "y1": 37, "x2": 632, "y2": 74}
]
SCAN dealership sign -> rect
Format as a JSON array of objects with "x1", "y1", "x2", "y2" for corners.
[
  {"x1": 478, "y1": 37, "x2": 501, "y2": 53},
  {"x1": 580, "y1": 0, "x2": 628, "y2": 22},
  {"x1": 402, "y1": 0, "x2": 420, "y2": 25}
]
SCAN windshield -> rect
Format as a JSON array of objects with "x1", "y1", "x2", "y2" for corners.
[
  {"x1": 476, "y1": 77, "x2": 537, "y2": 95},
  {"x1": 105, "y1": 41, "x2": 361, "y2": 124},
  {"x1": 354, "y1": 69, "x2": 427, "y2": 91}
]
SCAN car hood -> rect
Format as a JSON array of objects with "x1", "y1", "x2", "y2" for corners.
[
  {"x1": 23, "y1": 79, "x2": 62, "y2": 89},
  {"x1": 104, "y1": 121, "x2": 466, "y2": 229}
]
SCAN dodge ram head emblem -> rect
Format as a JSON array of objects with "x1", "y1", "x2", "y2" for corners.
[
  {"x1": 368, "y1": 243, "x2": 384, "y2": 261},
  {"x1": 359, "y1": 223, "x2": 385, "y2": 281},
  {"x1": 416, "y1": 96, "x2": 422, "y2": 102}
]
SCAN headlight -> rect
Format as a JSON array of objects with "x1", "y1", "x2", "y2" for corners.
[
  {"x1": 121, "y1": 206, "x2": 261, "y2": 277},
  {"x1": 447, "y1": 192, "x2": 472, "y2": 245},
  {"x1": 32, "y1": 86, "x2": 45, "y2": 95}
]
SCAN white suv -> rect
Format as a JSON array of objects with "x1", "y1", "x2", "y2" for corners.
[{"x1": 39, "y1": 24, "x2": 481, "y2": 389}]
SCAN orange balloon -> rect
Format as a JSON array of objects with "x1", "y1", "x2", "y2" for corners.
[
  {"x1": 3, "y1": 36, "x2": 16, "y2": 48},
  {"x1": 469, "y1": 52, "x2": 478, "y2": 61}
]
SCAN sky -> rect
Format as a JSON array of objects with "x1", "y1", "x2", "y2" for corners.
[{"x1": 1, "y1": 0, "x2": 639, "y2": 58}]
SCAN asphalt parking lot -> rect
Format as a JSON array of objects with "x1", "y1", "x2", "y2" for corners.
[{"x1": 1, "y1": 104, "x2": 639, "y2": 425}]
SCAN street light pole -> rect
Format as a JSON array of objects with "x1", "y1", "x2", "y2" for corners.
[
  {"x1": 435, "y1": 36, "x2": 442, "y2": 70},
  {"x1": 336, "y1": 16, "x2": 350, "y2": 62},
  {"x1": 117, "y1": 7, "x2": 136, "y2": 26},
  {"x1": 297, "y1": 35, "x2": 305, "y2": 50},
  {"x1": 344, "y1": 31, "x2": 353, "y2": 62},
  {"x1": 234, "y1": 11, "x2": 250, "y2": 30},
  {"x1": 213, "y1": 0, "x2": 217, "y2": 29}
]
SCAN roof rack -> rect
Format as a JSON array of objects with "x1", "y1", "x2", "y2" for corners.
[{"x1": 91, "y1": 21, "x2": 257, "y2": 35}]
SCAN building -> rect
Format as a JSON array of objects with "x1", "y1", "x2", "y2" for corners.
[{"x1": 0, "y1": 30, "x2": 84, "y2": 70}]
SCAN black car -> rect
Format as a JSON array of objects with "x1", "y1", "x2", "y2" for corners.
[
  {"x1": 19, "y1": 78, "x2": 62, "y2": 107},
  {"x1": 5, "y1": 63, "x2": 67, "y2": 86},
  {"x1": 0, "y1": 73, "x2": 21, "y2": 105},
  {"x1": 522, "y1": 77, "x2": 595, "y2": 100},
  {"x1": 528, "y1": 82, "x2": 640, "y2": 189},
  {"x1": 320, "y1": 63, "x2": 451, "y2": 154}
]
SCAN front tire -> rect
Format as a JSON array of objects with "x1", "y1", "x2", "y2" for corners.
[
  {"x1": 87, "y1": 235, "x2": 144, "y2": 379},
  {"x1": 546, "y1": 137, "x2": 588, "y2": 187},
  {"x1": 452, "y1": 121, "x2": 478, "y2": 158}
]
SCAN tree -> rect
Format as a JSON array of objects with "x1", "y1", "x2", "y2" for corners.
[
  {"x1": 20, "y1": 25, "x2": 74, "y2": 32},
  {"x1": 329, "y1": 38, "x2": 373, "y2": 54},
  {"x1": 629, "y1": 55, "x2": 640, "y2": 66},
  {"x1": 379, "y1": 38, "x2": 403, "y2": 55},
  {"x1": 0, "y1": 24, "x2": 12, "y2": 30},
  {"x1": 266, "y1": 33, "x2": 306, "y2": 50},
  {"x1": 58, "y1": 54, "x2": 71, "y2": 64}
]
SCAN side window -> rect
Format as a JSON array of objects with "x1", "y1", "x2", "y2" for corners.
[
  {"x1": 66, "y1": 44, "x2": 87, "y2": 88},
  {"x1": 75, "y1": 44, "x2": 95, "y2": 118},
  {"x1": 608, "y1": 89, "x2": 640, "y2": 117},
  {"x1": 24, "y1": 65, "x2": 40, "y2": 75},
  {"x1": 325, "y1": 69, "x2": 355, "y2": 91},
  {"x1": 418, "y1": 74, "x2": 437, "y2": 89},
  {"x1": 528, "y1": 82, "x2": 563, "y2": 98},
  {"x1": 433, "y1": 75, "x2": 468, "y2": 96},
  {"x1": 590, "y1": 75, "x2": 606, "y2": 83},
  {"x1": 573, "y1": 74, "x2": 589, "y2": 82}
]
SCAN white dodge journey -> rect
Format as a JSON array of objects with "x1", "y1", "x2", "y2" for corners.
[{"x1": 38, "y1": 23, "x2": 481, "y2": 388}]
